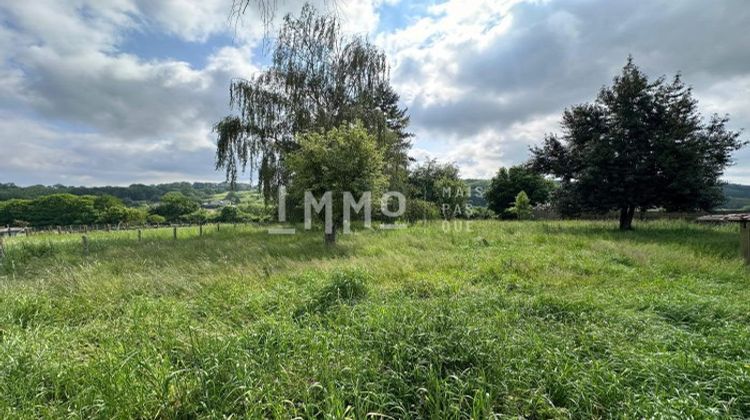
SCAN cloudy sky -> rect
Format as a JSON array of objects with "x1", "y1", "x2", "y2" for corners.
[{"x1": 2, "y1": 0, "x2": 750, "y2": 186}]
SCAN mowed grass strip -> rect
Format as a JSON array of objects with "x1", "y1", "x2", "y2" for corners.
[{"x1": 0, "y1": 220, "x2": 748, "y2": 418}]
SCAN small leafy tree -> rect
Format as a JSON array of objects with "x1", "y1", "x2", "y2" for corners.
[
  {"x1": 407, "y1": 159, "x2": 461, "y2": 203},
  {"x1": 123, "y1": 208, "x2": 148, "y2": 225},
  {"x1": 509, "y1": 191, "x2": 533, "y2": 220},
  {"x1": 218, "y1": 206, "x2": 244, "y2": 223},
  {"x1": 147, "y1": 214, "x2": 166, "y2": 225},
  {"x1": 404, "y1": 199, "x2": 440, "y2": 222},
  {"x1": 183, "y1": 209, "x2": 211, "y2": 225},
  {"x1": 225, "y1": 191, "x2": 241, "y2": 205},
  {"x1": 486, "y1": 166, "x2": 552, "y2": 216},
  {"x1": 287, "y1": 122, "x2": 386, "y2": 245},
  {"x1": 151, "y1": 192, "x2": 199, "y2": 222}
]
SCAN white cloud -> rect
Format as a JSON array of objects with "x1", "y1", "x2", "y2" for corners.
[
  {"x1": 381, "y1": 0, "x2": 750, "y2": 182},
  {"x1": 0, "y1": 0, "x2": 264, "y2": 184}
]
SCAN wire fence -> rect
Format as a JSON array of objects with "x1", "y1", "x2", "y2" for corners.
[{"x1": 0, "y1": 222, "x2": 265, "y2": 268}]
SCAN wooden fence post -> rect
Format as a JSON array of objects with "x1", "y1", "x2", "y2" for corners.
[
  {"x1": 173, "y1": 226, "x2": 177, "y2": 240},
  {"x1": 0, "y1": 235, "x2": 5, "y2": 260},
  {"x1": 137, "y1": 229, "x2": 142, "y2": 242},
  {"x1": 217, "y1": 223, "x2": 220, "y2": 232},
  {"x1": 741, "y1": 222, "x2": 750, "y2": 265},
  {"x1": 82, "y1": 235, "x2": 89, "y2": 256},
  {"x1": 57, "y1": 226, "x2": 62, "y2": 235},
  {"x1": 199, "y1": 224, "x2": 203, "y2": 237}
]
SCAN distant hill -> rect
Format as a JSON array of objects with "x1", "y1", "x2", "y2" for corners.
[
  {"x1": 0, "y1": 182, "x2": 254, "y2": 205},
  {"x1": 464, "y1": 179, "x2": 490, "y2": 207},
  {"x1": 721, "y1": 183, "x2": 750, "y2": 210}
]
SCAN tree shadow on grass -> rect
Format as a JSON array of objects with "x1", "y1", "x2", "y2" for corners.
[{"x1": 545, "y1": 222, "x2": 741, "y2": 262}]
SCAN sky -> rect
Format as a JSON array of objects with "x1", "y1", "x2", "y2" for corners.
[{"x1": 1, "y1": 0, "x2": 750, "y2": 186}]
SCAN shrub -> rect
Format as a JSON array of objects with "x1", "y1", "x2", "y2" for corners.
[
  {"x1": 404, "y1": 199, "x2": 440, "y2": 222},
  {"x1": 147, "y1": 214, "x2": 166, "y2": 225},
  {"x1": 509, "y1": 191, "x2": 533, "y2": 220},
  {"x1": 182, "y1": 209, "x2": 210, "y2": 225},
  {"x1": 150, "y1": 192, "x2": 199, "y2": 222},
  {"x1": 217, "y1": 206, "x2": 245, "y2": 223}
]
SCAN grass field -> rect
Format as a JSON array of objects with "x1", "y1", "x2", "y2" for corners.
[{"x1": 0, "y1": 220, "x2": 749, "y2": 418}]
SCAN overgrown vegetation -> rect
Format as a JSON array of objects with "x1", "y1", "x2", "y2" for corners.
[{"x1": 0, "y1": 220, "x2": 748, "y2": 417}]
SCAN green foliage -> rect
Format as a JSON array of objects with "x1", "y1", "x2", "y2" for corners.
[
  {"x1": 2, "y1": 194, "x2": 97, "y2": 226},
  {"x1": 486, "y1": 166, "x2": 553, "y2": 215},
  {"x1": 407, "y1": 159, "x2": 461, "y2": 203},
  {"x1": 532, "y1": 57, "x2": 745, "y2": 230},
  {"x1": 182, "y1": 209, "x2": 211, "y2": 225},
  {"x1": 95, "y1": 205, "x2": 128, "y2": 225},
  {"x1": 287, "y1": 122, "x2": 387, "y2": 243},
  {"x1": 0, "y1": 193, "x2": 150, "y2": 227},
  {"x1": 224, "y1": 191, "x2": 241, "y2": 204},
  {"x1": 123, "y1": 208, "x2": 148, "y2": 225},
  {"x1": 404, "y1": 199, "x2": 440, "y2": 222},
  {"x1": 146, "y1": 214, "x2": 166, "y2": 225},
  {"x1": 509, "y1": 191, "x2": 533, "y2": 220},
  {"x1": 217, "y1": 206, "x2": 244, "y2": 223},
  {"x1": 215, "y1": 4, "x2": 410, "y2": 197},
  {"x1": 241, "y1": 202, "x2": 273, "y2": 223},
  {"x1": 151, "y1": 192, "x2": 199, "y2": 222},
  {"x1": 93, "y1": 195, "x2": 126, "y2": 224},
  {"x1": 0, "y1": 199, "x2": 31, "y2": 226},
  {"x1": 0, "y1": 182, "x2": 249, "y2": 203},
  {"x1": 93, "y1": 195, "x2": 124, "y2": 212}
]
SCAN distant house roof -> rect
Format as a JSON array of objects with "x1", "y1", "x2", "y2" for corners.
[
  {"x1": 696, "y1": 214, "x2": 750, "y2": 223},
  {"x1": 201, "y1": 200, "x2": 226, "y2": 209}
]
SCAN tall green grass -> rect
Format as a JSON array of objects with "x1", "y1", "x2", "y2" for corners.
[{"x1": 0, "y1": 220, "x2": 748, "y2": 418}]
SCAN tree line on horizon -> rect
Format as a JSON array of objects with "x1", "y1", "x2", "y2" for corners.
[{"x1": 0, "y1": 182, "x2": 254, "y2": 204}]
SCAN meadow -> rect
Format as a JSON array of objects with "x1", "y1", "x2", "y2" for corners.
[{"x1": 0, "y1": 220, "x2": 748, "y2": 418}]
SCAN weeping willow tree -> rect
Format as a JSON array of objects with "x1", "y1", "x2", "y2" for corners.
[
  {"x1": 230, "y1": 0, "x2": 339, "y2": 34},
  {"x1": 216, "y1": 3, "x2": 411, "y2": 200}
]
